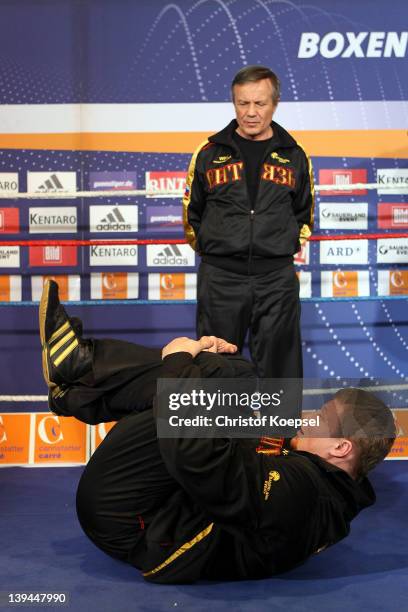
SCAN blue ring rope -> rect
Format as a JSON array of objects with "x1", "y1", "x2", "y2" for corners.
[{"x1": 0, "y1": 296, "x2": 408, "y2": 306}]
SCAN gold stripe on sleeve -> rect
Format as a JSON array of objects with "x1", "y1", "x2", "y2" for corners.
[
  {"x1": 183, "y1": 139, "x2": 209, "y2": 251},
  {"x1": 296, "y1": 142, "x2": 315, "y2": 243}
]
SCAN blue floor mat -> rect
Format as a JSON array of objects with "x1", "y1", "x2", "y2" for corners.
[{"x1": 1, "y1": 461, "x2": 407, "y2": 612}]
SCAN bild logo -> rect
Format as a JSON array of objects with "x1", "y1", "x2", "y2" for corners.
[{"x1": 37, "y1": 416, "x2": 63, "y2": 444}]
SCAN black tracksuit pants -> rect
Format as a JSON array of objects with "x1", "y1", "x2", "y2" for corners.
[
  {"x1": 69, "y1": 341, "x2": 254, "y2": 564},
  {"x1": 76, "y1": 408, "x2": 176, "y2": 563},
  {"x1": 197, "y1": 262, "x2": 303, "y2": 379},
  {"x1": 51, "y1": 339, "x2": 255, "y2": 424}
]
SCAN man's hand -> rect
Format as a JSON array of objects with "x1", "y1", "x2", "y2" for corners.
[
  {"x1": 200, "y1": 336, "x2": 237, "y2": 354},
  {"x1": 162, "y1": 336, "x2": 216, "y2": 359},
  {"x1": 162, "y1": 336, "x2": 237, "y2": 359}
]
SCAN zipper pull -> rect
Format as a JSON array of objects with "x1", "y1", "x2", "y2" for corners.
[{"x1": 250, "y1": 209, "x2": 255, "y2": 218}]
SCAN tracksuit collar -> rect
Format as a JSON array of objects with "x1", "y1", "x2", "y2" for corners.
[{"x1": 208, "y1": 119, "x2": 298, "y2": 151}]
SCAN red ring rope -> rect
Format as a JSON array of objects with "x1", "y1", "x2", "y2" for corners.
[{"x1": 0, "y1": 233, "x2": 407, "y2": 247}]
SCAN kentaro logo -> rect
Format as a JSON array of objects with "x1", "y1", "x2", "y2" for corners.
[{"x1": 298, "y1": 32, "x2": 408, "y2": 58}]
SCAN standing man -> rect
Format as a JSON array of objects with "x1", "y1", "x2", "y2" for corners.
[{"x1": 183, "y1": 65, "x2": 314, "y2": 378}]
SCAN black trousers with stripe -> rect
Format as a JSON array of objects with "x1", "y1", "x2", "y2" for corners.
[
  {"x1": 67, "y1": 342, "x2": 253, "y2": 565},
  {"x1": 76, "y1": 408, "x2": 176, "y2": 564},
  {"x1": 197, "y1": 262, "x2": 303, "y2": 379},
  {"x1": 51, "y1": 338, "x2": 255, "y2": 424}
]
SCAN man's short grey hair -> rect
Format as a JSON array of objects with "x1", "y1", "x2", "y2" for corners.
[{"x1": 231, "y1": 65, "x2": 281, "y2": 104}]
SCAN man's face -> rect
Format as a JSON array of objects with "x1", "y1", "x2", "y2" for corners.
[
  {"x1": 233, "y1": 78, "x2": 277, "y2": 141},
  {"x1": 291, "y1": 399, "x2": 345, "y2": 458}
]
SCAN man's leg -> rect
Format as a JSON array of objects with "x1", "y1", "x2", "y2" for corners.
[
  {"x1": 76, "y1": 408, "x2": 177, "y2": 565},
  {"x1": 250, "y1": 264, "x2": 303, "y2": 379},
  {"x1": 196, "y1": 262, "x2": 251, "y2": 351},
  {"x1": 41, "y1": 279, "x2": 256, "y2": 424}
]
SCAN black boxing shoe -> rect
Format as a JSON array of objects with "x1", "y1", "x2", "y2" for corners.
[{"x1": 39, "y1": 279, "x2": 92, "y2": 388}]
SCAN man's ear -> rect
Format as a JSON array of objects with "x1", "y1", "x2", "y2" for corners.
[{"x1": 330, "y1": 438, "x2": 353, "y2": 458}]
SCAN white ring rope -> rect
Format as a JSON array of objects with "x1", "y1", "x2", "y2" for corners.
[
  {"x1": 2, "y1": 384, "x2": 408, "y2": 403},
  {"x1": 0, "y1": 183, "x2": 401, "y2": 199}
]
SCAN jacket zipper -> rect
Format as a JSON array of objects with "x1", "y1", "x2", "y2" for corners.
[{"x1": 248, "y1": 209, "x2": 254, "y2": 275}]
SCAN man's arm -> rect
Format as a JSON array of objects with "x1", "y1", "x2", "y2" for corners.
[
  {"x1": 183, "y1": 140, "x2": 210, "y2": 251},
  {"x1": 293, "y1": 147, "x2": 315, "y2": 245}
]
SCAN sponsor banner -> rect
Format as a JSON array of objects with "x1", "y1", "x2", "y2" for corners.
[
  {"x1": 320, "y1": 239, "x2": 368, "y2": 265},
  {"x1": 378, "y1": 203, "x2": 408, "y2": 229},
  {"x1": 377, "y1": 169, "x2": 408, "y2": 195},
  {"x1": 91, "y1": 422, "x2": 117, "y2": 453},
  {"x1": 0, "y1": 275, "x2": 22, "y2": 301},
  {"x1": 148, "y1": 273, "x2": 197, "y2": 300},
  {"x1": 145, "y1": 171, "x2": 186, "y2": 198},
  {"x1": 321, "y1": 270, "x2": 370, "y2": 297},
  {"x1": 377, "y1": 238, "x2": 408, "y2": 263},
  {"x1": 0, "y1": 414, "x2": 30, "y2": 465},
  {"x1": 0, "y1": 246, "x2": 20, "y2": 268},
  {"x1": 29, "y1": 245, "x2": 77, "y2": 267},
  {"x1": 297, "y1": 271, "x2": 312, "y2": 298},
  {"x1": 31, "y1": 275, "x2": 80, "y2": 301},
  {"x1": 89, "y1": 171, "x2": 137, "y2": 191},
  {"x1": 0, "y1": 207, "x2": 20, "y2": 233},
  {"x1": 294, "y1": 241, "x2": 310, "y2": 266},
  {"x1": 89, "y1": 243, "x2": 138, "y2": 266},
  {"x1": 29, "y1": 206, "x2": 77, "y2": 233},
  {"x1": 388, "y1": 409, "x2": 408, "y2": 460},
  {"x1": 0, "y1": 172, "x2": 19, "y2": 195},
  {"x1": 89, "y1": 205, "x2": 138, "y2": 233},
  {"x1": 298, "y1": 32, "x2": 408, "y2": 59},
  {"x1": 146, "y1": 244, "x2": 195, "y2": 267},
  {"x1": 27, "y1": 171, "x2": 77, "y2": 194},
  {"x1": 147, "y1": 205, "x2": 183, "y2": 232},
  {"x1": 91, "y1": 272, "x2": 139, "y2": 299},
  {"x1": 377, "y1": 270, "x2": 408, "y2": 296},
  {"x1": 318, "y1": 169, "x2": 368, "y2": 196},
  {"x1": 319, "y1": 202, "x2": 368, "y2": 230},
  {"x1": 33, "y1": 413, "x2": 88, "y2": 464}
]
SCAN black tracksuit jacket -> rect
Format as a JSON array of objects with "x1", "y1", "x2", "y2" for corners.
[
  {"x1": 137, "y1": 353, "x2": 375, "y2": 584},
  {"x1": 183, "y1": 119, "x2": 315, "y2": 274}
]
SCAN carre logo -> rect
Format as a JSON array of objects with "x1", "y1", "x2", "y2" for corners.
[
  {"x1": 37, "y1": 415, "x2": 64, "y2": 444},
  {"x1": 0, "y1": 415, "x2": 6, "y2": 443}
]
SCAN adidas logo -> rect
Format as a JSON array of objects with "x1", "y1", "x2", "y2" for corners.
[
  {"x1": 96, "y1": 207, "x2": 131, "y2": 231},
  {"x1": 47, "y1": 320, "x2": 79, "y2": 370},
  {"x1": 37, "y1": 174, "x2": 65, "y2": 191},
  {"x1": 153, "y1": 244, "x2": 188, "y2": 266}
]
